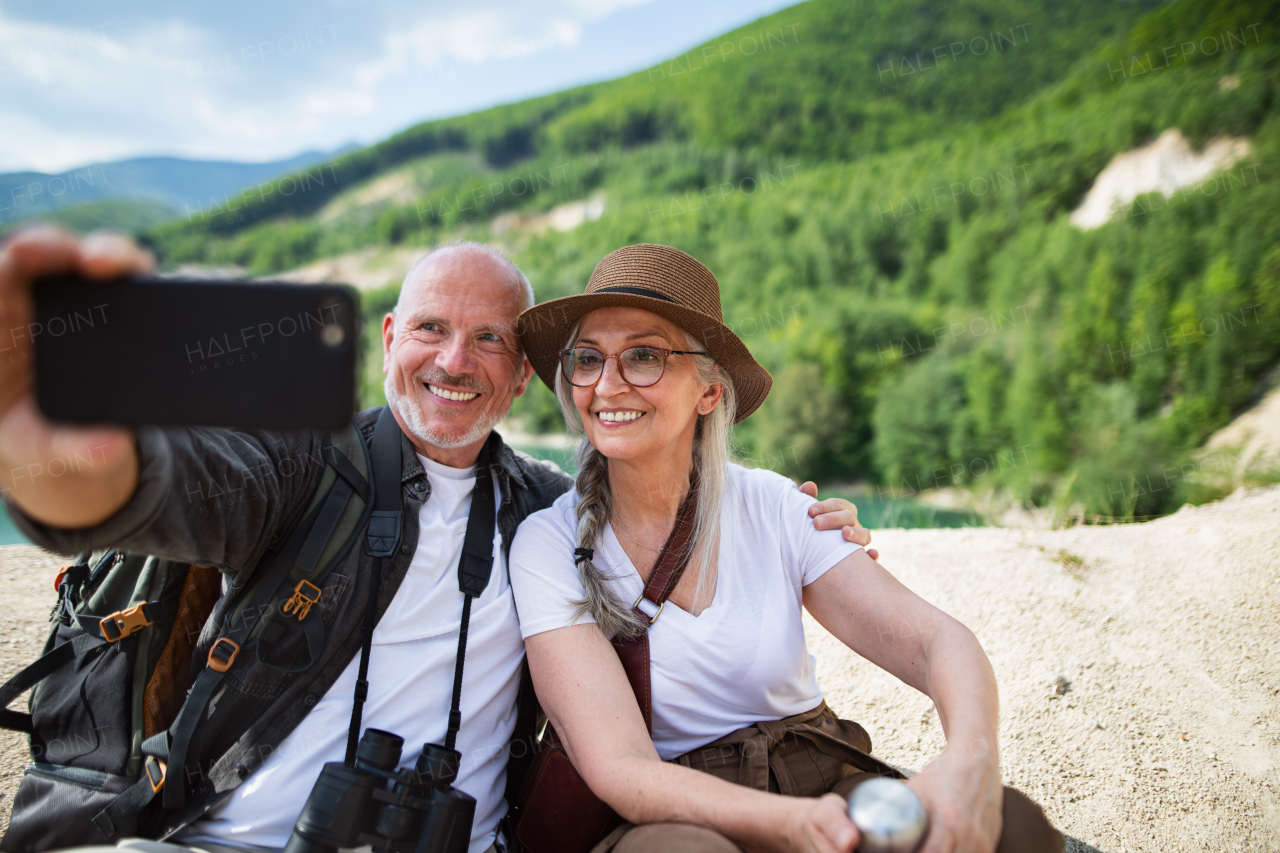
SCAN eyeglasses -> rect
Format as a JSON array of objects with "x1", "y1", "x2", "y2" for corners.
[{"x1": 558, "y1": 345, "x2": 709, "y2": 388}]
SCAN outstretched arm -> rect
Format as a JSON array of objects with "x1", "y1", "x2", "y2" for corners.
[
  {"x1": 0, "y1": 228, "x2": 327, "y2": 575},
  {"x1": 525, "y1": 625, "x2": 860, "y2": 853},
  {"x1": 802, "y1": 550, "x2": 1002, "y2": 853}
]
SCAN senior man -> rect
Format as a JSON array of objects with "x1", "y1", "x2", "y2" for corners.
[{"x1": 0, "y1": 227, "x2": 874, "y2": 853}]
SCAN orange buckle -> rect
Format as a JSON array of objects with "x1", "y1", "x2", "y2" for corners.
[
  {"x1": 53, "y1": 566, "x2": 71, "y2": 593},
  {"x1": 145, "y1": 757, "x2": 167, "y2": 793},
  {"x1": 99, "y1": 604, "x2": 153, "y2": 642},
  {"x1": 282, "y1": 580, "x2": 322, "y2": 622},
  {"x1": 208, "y1": 637, "x2": 240, "y2": 673}
]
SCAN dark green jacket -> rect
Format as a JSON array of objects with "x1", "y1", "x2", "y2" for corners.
[{"x1": 6, "y1": 406, "x2": 572, "y2": 836}]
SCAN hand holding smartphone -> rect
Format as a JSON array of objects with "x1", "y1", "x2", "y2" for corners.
[{"x1": 32, "y1": 273, "x2": 359, "y2": 430}]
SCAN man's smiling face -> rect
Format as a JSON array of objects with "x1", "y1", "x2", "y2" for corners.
[{"x1": 382, "y1": 246, "x2": 534, "y2": 467}]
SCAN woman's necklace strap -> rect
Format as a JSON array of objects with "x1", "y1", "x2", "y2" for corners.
[{"x1": 612, "y1": 514, "x2": 666, "y2": 554}]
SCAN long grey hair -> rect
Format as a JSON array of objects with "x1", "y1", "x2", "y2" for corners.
[{"x1": 554, "y1": 318, "x2": 737, "y2": 640}]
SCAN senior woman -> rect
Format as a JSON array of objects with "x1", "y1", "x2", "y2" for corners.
[{"x1": 509, "y1": 245, "x2": 1061, "y2": 853}]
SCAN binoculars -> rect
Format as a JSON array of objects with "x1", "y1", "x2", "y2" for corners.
[
  {"x1": 847, "y1": 777, "x2": 928, "y2": 853},
  {"x1": 283, "y1": 728, "x2": 475, "y2": 853}
]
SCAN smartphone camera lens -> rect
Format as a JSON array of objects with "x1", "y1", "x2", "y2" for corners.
[{"x1": 321, "y1": 325, "x2": 345, "y2": 347}]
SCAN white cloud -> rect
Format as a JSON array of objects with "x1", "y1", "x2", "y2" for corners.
[
  {"x1": 348, "y1": 0, "x2": 651, "y2": 100},
  {"x1": 0, "y1": 0, "x2": 662, "y2": 173},
  {"x1": 390, "y1": 0, "x2": 654, "y2": 68}
]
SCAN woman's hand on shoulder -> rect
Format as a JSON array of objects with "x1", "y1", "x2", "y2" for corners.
[
  {"x1": 782, "y1": 793, "x2": 858, "y2": 853},
  {"x1": 798, "y1": 482, "x2": 879, "y2": 561},
  {"x1": 908, "y1": 745, "x2": 1002, "y2": 853}
]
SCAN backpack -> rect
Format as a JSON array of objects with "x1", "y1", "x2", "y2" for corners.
[{"x1": 0, "y1": 422, "x2": 373, "y2": 853}]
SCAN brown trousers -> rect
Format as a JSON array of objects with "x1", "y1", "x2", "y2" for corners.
[{"x1": 591, "y1": 703, "x2": 1063, "y2": 853}]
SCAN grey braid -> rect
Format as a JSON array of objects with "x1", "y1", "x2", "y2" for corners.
[{"x1": 570, "y1": 443, "x2": 646, "y2": 640}]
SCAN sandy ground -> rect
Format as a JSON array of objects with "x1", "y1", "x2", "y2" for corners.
[
  {"x1": 1, "y1": 486, "x2": 1277, "y2": 851},
  {"x1": 809, "y1": 485, "x2": 1280, "y2": 852}
]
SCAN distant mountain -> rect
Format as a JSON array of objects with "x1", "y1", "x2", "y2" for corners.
[{"x1": 0, "y1": 147, "x2": 356, "y2": 233}]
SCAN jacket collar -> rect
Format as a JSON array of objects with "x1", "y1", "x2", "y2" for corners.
[
  {"x1": 395, "y1": 425, "x2": 525, "y2": 490},
  {"x1": 358, "y1": 406, "x2": 527, "y2": 490}
]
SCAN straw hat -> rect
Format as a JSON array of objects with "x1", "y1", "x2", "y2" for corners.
[{"x1": 518, "y1": 244, "x2": 772, "y2": 423}]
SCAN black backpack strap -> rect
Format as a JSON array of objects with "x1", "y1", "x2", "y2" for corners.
[
  {"x1": 324, "y1": 442, "x2": 370, "y2": 503},
  {"x1": 93, "y1": 751, "x2": 169, "y2": 838},
  {"x1": 67, "y1": 601, "x2": 163, "y2": 642},
  {"x1": 50, "y1": 551, "x2": 117, "y2": 626},
  {"x1": 253, "y1": 474, "x2": 356, "y2": 673},
  {"x1": 294, "y1": 473, "x2": 357, "y2": 576},
  {"x1": 99, "y1": 426, "x2": 375, "y2": 825},
  {"x1": 156, "y1": 498, "x2": 328, "y2": 809},
  {"x1": 252, "y1": 433, "x2": 372, "y2": 675},
  {"x1": 0, "y1": 633, "x2": 110, "y2": 733},
  {"x1": 345, "y1": 405, "x2": 403, "y2": 764},
  {"x1": 49, "y1": 553, "x2": 91, "y2": 619}
]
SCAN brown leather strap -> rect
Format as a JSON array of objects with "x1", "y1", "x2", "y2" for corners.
[
  {"x1": 637, "y1": 474, "x2": 700, "y2": 609},
  {"x1": 610, "y1": 474, "x2": 700, "y2": 733},
  {"x1": 612, "y1": 637, "x2": 652, "y2": 730}
]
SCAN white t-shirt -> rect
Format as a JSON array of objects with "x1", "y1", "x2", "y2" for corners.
[
  {"x1": 509, "y1": 464, "x2": 862, "y2": 760},
  {"x1": 180, "y1": 454, "x2": 525, "y2": 853}
]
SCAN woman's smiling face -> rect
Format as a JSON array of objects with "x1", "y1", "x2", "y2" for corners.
[{"x1": 572, "y1": 306, "x2": 722, "y2": 464}]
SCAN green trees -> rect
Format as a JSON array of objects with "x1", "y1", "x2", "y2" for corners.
[
  {"x1": 129, "y1": 0, "x2": 1280, "y2": 519},
  {"x1": 753, "y1": 362, "x2": 851, "y2": 480},
  {"x1": 872, "y1": 356, "x2": 966, "y2": 491}
]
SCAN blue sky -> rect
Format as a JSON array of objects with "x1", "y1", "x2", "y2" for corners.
[{"x1": 0, "y1": 0, "x2": 799, "y2": 173}]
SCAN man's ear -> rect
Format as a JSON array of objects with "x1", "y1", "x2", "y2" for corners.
[
  {"x1": 513, "y1": 355, "x2": 536, "y2": 398},
  {"x1": 381, "y1": 313, "x2": 395, "y2": 375}
]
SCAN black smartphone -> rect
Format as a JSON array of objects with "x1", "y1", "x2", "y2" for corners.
[{"x1": 33, "y1": 273, "x2": 359, "y2": 430}]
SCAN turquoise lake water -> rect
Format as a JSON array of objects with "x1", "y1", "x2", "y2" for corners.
[
  {"x1": 0, "y1": 450, "x2": 982, "y2": 547},
  {"x1": 0, "y1": 503, "x2": 29, "y2": 545}
]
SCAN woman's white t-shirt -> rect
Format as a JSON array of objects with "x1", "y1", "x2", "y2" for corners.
[{"x1": 509, "y1": 463, "x2": 862, "y2": 760}]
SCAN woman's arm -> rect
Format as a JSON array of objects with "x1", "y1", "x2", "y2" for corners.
[
  {"x1": 802, "y1": 550, "x2": 1003, "y2": 853},
  {"x1": 525, "y1": 624, "x2": 859, "y2": 853}
]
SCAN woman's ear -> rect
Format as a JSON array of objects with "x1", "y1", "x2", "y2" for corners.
[{"x1": 698, "y1": 382, "x2": 724, "y2": 414}]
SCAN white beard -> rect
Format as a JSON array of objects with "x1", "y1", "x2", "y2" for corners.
[{"x1": 383, "y1": 372, "x2": 508, "y2": 450}]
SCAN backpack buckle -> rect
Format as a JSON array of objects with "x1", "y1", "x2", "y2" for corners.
[
  {"x1": 99, "y1": 604, "x2": 153, "y2": 642},
  {"x1": 282, "y1": 580, "x2": 322, "y2": 622},
  {"x1": 54, "y1": 562, "x2": 90, "y2": 594},
  {"x1": 208, "y1": 638, "x2": 241, "y2": 673},
  {"x1": 145, "y1": 756, "x2": 167, "y2": 793}
]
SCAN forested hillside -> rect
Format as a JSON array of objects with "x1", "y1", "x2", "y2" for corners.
[{"x1": 140, "y1": 0, "x2": 1280, "y2": 519}]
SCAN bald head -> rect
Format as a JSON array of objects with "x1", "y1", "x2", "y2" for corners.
[
  {"x1": 381, "y1": 240, "x2": 537, "y2": 466},
  {"x1": 396, "y1": 242, "x2": 534, "y2": 318}
]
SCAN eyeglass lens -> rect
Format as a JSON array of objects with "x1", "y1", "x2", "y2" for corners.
[{"x1": 562, "y1": 347, "x2": 666, "y2": 387}]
